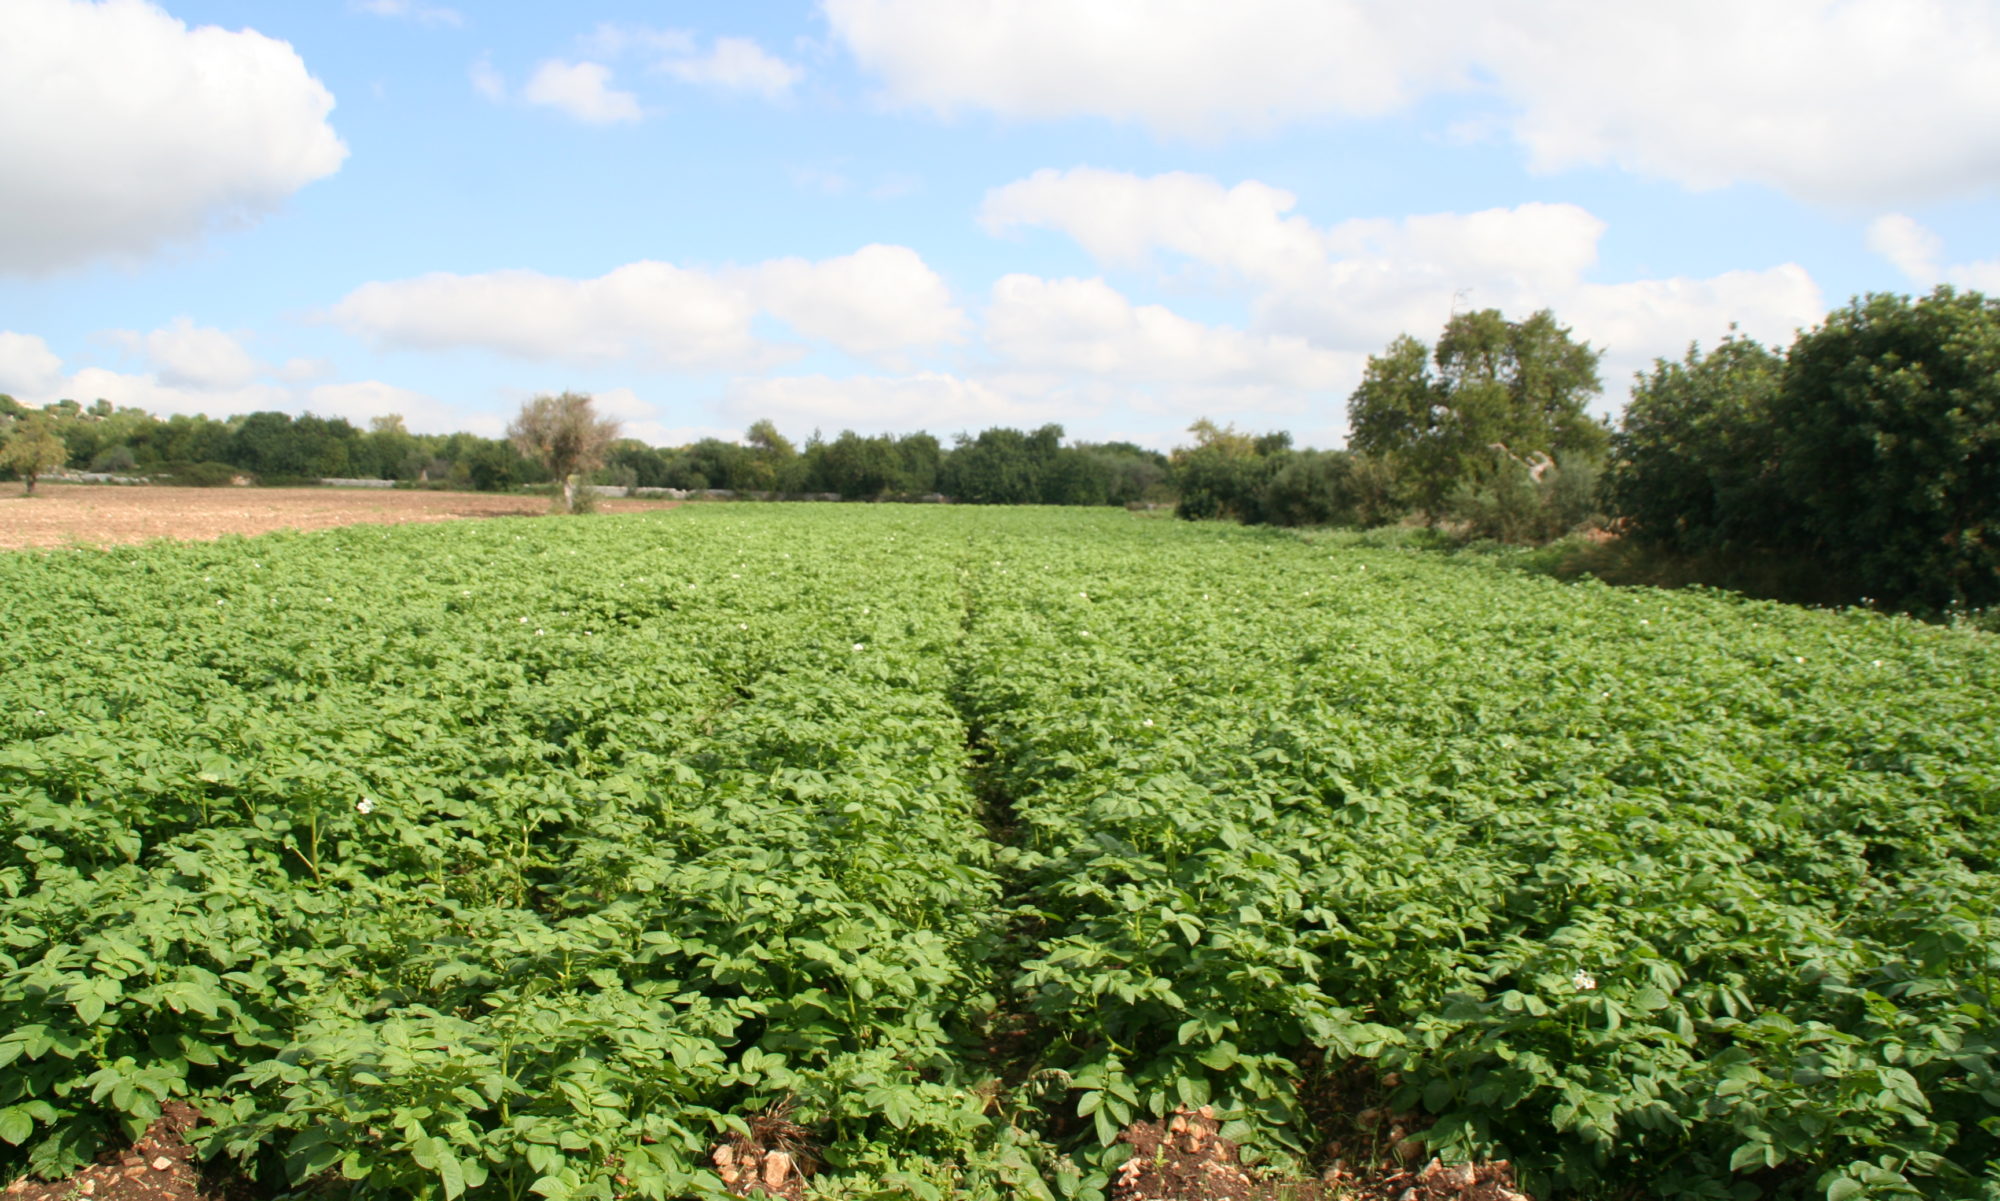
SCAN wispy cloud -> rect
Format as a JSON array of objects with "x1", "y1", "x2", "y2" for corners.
[
  {"x1": 352, "y1": 0, "x2": 463, "y2": 29},
  {"x1": 521, "y1": 60, "x2": 643, "y2": 125}
]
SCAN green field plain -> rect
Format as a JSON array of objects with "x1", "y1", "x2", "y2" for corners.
[{"x1": 1, "y1": 507, "x2": 1994, "y2": 1200}]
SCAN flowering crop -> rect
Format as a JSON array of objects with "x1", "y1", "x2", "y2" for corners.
[
  {"x1": 952, "y1": 515, "x2": 2000, "y2": 1199},
  {"x1": 0, "y1": 507, "x2": 1995, "y2": 1199}
]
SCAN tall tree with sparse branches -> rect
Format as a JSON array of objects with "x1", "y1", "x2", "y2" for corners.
[{"x1": 507, "y1": 391, "x2": 620, "y2": 514}]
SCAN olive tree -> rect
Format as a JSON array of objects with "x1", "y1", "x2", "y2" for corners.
[
  {"x1": 507, "y1": 391, "x2": 620, "y2": 514},
  {"x1": 1, "y1": 412, "x2": 69, "y2": 495}
]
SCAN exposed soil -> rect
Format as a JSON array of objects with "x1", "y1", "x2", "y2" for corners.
[
  {"x1": 0, "y1": 483, "x2": 683, "y2": 550},
  {"x1": 1114, "y1": 1108, "x2": 1324, "y2": 1201},
  {"x1": 1111, "y1": 1094, "x2": 1531, "y2": 1201},
  {"x1": 1, "y1": 1103, "x2": 255, "y2": 1201},
  {"x1": 710, "y1": 1105, "x2": 816, "y2": 1200}
]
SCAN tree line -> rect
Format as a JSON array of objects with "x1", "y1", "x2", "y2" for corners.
[
  {"x1": 0, "y1": 394, "x2": 1174, "y2": 508},
  {"x1": 4, "y1": 285, "x2": 1993, "y2": 614},
  {"x1": 1171, "y1": 286, "x2": 1998, "y2": 616}
]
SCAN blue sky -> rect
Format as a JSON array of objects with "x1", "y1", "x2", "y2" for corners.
[{"x1": 3, "y1": 0, "x2": 1997, "y2": 451}]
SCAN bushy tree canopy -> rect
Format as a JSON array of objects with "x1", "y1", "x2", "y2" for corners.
[
  {"x1": 1609, "y1": 330, "x2": 1789, "y2": 554},
  {"x1": 1774, "y1": 288, "x2": 2000, "y2": 611},
  {"x1": 1348, "y1": 309, "x2": 1606, "y2": 517},
  {"x1": 1608, "y1": 287, "x2": 2000, "y2": 613}
]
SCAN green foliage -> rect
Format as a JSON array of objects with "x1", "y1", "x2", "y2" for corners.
[
  {"x1": 952, "y1": 512, "x2": 1998, "y2": 1197},
  {"x1": 0, "y1": 510, "x2": 1028, "y2": 1196},
  {"x1": 940, "y1": 425, "x2": 1065, "y2": 504},
  {"x1": 1771, "y1": 288, "x2": 2000, "y2": 613},
  {"x1": 1608, "y1": 290, "x2": 2000, "y2": 615},
  {"x1": 508, "y1": 393, "x2": 620, "y2": 514},
  {"x1": 0, "y1": 412, "x2": 70, "y2": 494},
  {"x1": 1, "y1": 508, "x2": 1994, "y2": 1198},
  {"x1": 148, "y1": 461, "x2": 241, "y2": 487},
  {"x1": 231, "y1": 412, "x2": 359, "y2": 480},
  {"x1": 1170, "y1": 423, "x2": 1269, "y2": 521},
  {"x1": 1448, "y1": 452, "x2": 1605, "y2": 545},
  {"x1": 1609, "y1": 332, "x2": 1792, "y2": 555},
  {"x1": 1349, "y1": 310, "x2": 1607, "y2": 519},
  {"x1": 1173, "y1": 419, "x2": 1398, "y2": 529}
]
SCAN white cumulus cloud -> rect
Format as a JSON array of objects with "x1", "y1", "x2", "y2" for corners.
[
  {"x1": 0, "y1": 332, "x2": 66, "y2": 398},
  {"x1": 0, "y1": 0, "x2": 348, "y2": 273},
  {"x1": 826, "y1": 0, "x2": 1461, "y2": 136},
  {"x1": 306, "y1": 380, "x2": 463, "y2": 433},
  {"x1": 979, "y1": 167, "x2": 1828, "y2": 421},
  {"x1": 984, "y1": 166, "x2": 1832, "y2": 384},
  {"x1": 1867, "y1": 213, "x2": 2000, "y2": 292},
  {"x1": 574, "y1": 24, "x2": 801, "y2": 101},
  {"x1": 724, "y1": 371, "x2": 1047, "y2": 434},
  {"x1": 747, "y1": 244, "x2": 965, "y2": 359},
  {"x1": 660, "y1": 36, "x2": 802, "y2": 99},
  {"x1": 1484, "y1": 1, "x2": 2000, "y2": 205},
  {"x1": 522, "y1": 60, "x2": 643, "y2": 124},
  {"x1": 986, "y1": 275, "x2": 1350, "y2": 389},
  {"x1": 331, "y1": 262, "x2": 761, "y2": 366},
  {"x1": 352, "y1": 1, "x2": 462, "y2": 28},
  {"x1": 983, "y1": 168, "x2": 1326, "y2": 284},
  {"x1": 330, "y1": 246, "x2": 963, "y2": 366},
  {"x1": 1866, "y1": 214, "x2": 1945, "y2": 283},
  {"x1": 63, "y1": 367, "x2": 292, "y2": 420},
  {"x1": 831, "y1": 0, "x2": 2000, "y2": 206},
  {"x1": 112, "y1": 317, "x2": 261, "y2": 389}
]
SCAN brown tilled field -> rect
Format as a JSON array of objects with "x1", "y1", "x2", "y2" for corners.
[{"x1": 0, "y1": 483, "x2": 683, "y2": 550}]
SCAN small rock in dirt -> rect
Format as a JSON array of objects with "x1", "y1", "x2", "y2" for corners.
[
  {"x1": 762, "y1": 1152, "x2": 793, "y2": 1191},
  {"x1": 152, "y1": 1156, "x2": 173, "y2": 1171}
]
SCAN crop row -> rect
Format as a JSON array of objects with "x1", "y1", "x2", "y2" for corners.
[
  {"x1": 953, "y1": 519, "x2": 1999, "y2": 1198},
  {"x1": 1, "y1": 507, "x2": 1995, "y2": 1200},
  {"x1": 0, "y1": 513, "x2": 1010, "y2": 1198}
]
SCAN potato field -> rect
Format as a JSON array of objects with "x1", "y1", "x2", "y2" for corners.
[{"x1": 1, "y1": 507, "x2": 1994, "y2": 1200}]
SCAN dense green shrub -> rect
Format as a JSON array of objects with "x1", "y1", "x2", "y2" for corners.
[
  {"x1": 1771, "y1": 288, "x2": 2000, "y2": 612},
  {"x1": 1607, "y1": 331, "x2": 1789, "y2": 555},
  {"x1": 1607, "y1": 289, "x2": 2000, "y2": 614},
  {"x1": 149, "y1": 460, "x2": 241, "y2": 487},
  {"x1": 1450, "y1": 452, "x2": 1605, "y2": 544}
]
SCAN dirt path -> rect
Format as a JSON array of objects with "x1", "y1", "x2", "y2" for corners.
[{"x1": 0, "y1": 483, "x2": 683, "y2": 549}]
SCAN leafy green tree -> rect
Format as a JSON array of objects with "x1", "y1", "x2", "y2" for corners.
[
  {"x1": 603, "y1": 439, "x2": 675, "y2": 489},
  {"x1": 891, "y1": 432, "x2": 943, "y2": 495},
  {"x1": 680, "y1": 438, "x2": 755, "y2": 492},
  {"x1": 459, "y1": 437, "x2": 535, "y2": 491},
  {"x1": 1, "y1": 412, "x2": 70, "y2": 494},
  {"x1": 507, "y1": 392, "x2": 620, "y2": 513},
  {"x1": 1771, "y1": 287, "x2": 2000, "y2": 611},
  {"x1": 940, "y1": 425, "x2": 1064, "y2": 504},
  {"x1": 1348, "y1": 309, "x2": 1606, "y2": 518},
  {"x1": 1075, "y1": 441, "x2": 1170, "y2": 507},
  {"x1": 362, "y1": 414, "x2": 422, "y2": 480},
  {"x1": 228, "y1": 411, "x2": 361, "y2": 481},
  {"x1": 812, "y1": 430, "x2": 900, "y2": 498},
  {"x1": 1608, "y1": 331, "x2": 1790, "y2": 554},
  {"x1": 1170, "y1": 419, "x2": 1270, "y2": 520}
]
